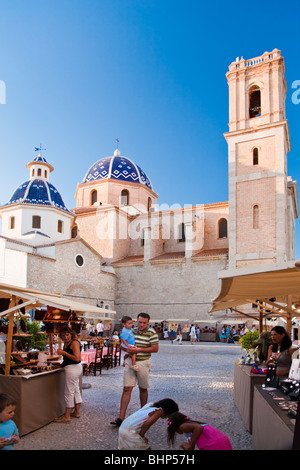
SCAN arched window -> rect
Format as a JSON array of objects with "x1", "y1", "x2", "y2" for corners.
[
  {"x1": 249, "y1": 86, "x2": 261, "y2": 118},
  {"x1": 253, "y1": 205, "x2": 259, "y2": 229},
  {"x1": 44, "y1": 170, "x2": 48, "y2": 178},
  {"x1": 32, "y1": 215, "x2": 41, "y2": 229},
  {"x1": 32, "y1": 169, "x2": 35, "y2": 177},
  {"x1": 253, "y1": 148, "x2": 259, "y2": 165},
  {"x1": 147, "y1": 197, "x2": 152, "y2": 212},
  {"x1": 178, "y1": 223, "x2": 186, "y2": 242},
  {"x1": 218, "y1": 218, "x2": 228, "y2": 238},
  {"x1": 91, "y1": 190, "x2": 97, "y2": 205},
  {"x1": 37, "y1": 168, "x2": 42, "y2": 177},
  {"x1": 121, "y1": 189, "x2": 129, "y2": 206},
  {"x1": 71, "y1": 225, "x2": 78, "y2": 238}
]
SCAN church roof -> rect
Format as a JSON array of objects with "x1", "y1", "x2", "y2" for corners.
[
  {"x1": 3, "y1": 152, "x2": 71, "y2": 214},
  {"x1": 82, "y1": 150, "x2": 153, "y2": 190},
  {"x1": 5, "y1": 179, "x2": 71, "y2": 213}
]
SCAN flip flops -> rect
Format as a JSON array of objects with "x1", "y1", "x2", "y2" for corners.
[{"x1": 110, "y1": 418, "x2": 123, "y2": 427}]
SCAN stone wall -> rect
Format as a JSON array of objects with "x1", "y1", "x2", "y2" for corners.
[
  {"x1": 114, "y1": 256, "x2": 227, "y2": 322},
  {"x1": 26, "y1": 238, "x2": 116, "y2": 309}
]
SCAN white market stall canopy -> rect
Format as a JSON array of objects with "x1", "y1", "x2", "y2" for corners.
[
  {"x1": 167, "y1": 318, "x2": 190, "y2": 322},
  {"x1": 0, "y1": 282, "x2": 116, "y2": 320},
  {"x1": 210, "y1": 266, "x2": 300, "y2": 326}
]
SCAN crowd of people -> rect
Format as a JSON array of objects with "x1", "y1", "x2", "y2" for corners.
[
  {"x1": 219, "y1": 325, "x2": 245, "y2": 343},
  {"x1": 162, "y1": 323, "x2": 244, "y2": 344},
  {"x1": 1, "y1": 314, "x2": 297, "y2": 451}
]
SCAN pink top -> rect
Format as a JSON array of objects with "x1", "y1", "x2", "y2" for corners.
[{"x1": 194, "y1": 425, "x2": 232, "y2": 450}]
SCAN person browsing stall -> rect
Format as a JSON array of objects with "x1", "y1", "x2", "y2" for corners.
[
  {"x1": 111, "y1": 312, "x2": 159, "y2": 427},
  {"x1": 55, "y1": 327, "x2": 82, "y2": 423}
]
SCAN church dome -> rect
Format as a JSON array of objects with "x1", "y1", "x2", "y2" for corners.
[
  {"x1": 82, "y1": 149, "x2": 153, "y2": 191},
  {"x1": 4, "y1": 153, "x2": 71, "y2": 214},
  {"x1": 7, "y1": 179, "x2": 71, "y2": 213}
]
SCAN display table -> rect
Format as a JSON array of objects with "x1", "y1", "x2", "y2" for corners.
[
  {"x1": 0, "y1": 368, "x2": 65, "y2": 436},
  {"x1": 252, "y1": 385, "x2": 295, "y2": 450},
  {"x1": 181, "y1": 332, "x2": 218, "y2": 341},
  {"x1": 234, "y1": 363, "x2": 265, "y2": 432},
  {"x1": 200, "y1": 333, "x2": 218, "y2": 342}
]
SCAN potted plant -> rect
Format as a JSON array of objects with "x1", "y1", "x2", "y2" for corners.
[
  {"x1": 14, "y1": 319, "x2": 48, "y2": 351},
  {"x1": 239, "y1": 330, "x2": 259, "y2": 351}
]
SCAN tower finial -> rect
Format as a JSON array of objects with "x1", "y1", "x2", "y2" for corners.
[{"x1": 34, "y1": 143, "x2": 46, "y2": 153}]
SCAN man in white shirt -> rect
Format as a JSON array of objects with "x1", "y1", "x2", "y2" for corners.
[{"x1": 96, "y1": 321, "x2": 104, "y2": 337}]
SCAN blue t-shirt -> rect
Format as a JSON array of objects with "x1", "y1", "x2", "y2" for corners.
[
  {"x1": 0, "y1": 420, "x2": 19, "y2": 450},
  {"x1": 120, "y1": 327, "x2": 136, "y2": 347}
]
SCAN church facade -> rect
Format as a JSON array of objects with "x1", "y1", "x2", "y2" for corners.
[{"x1": 0, "y1": 49, "x2": 298, "y2": 327}]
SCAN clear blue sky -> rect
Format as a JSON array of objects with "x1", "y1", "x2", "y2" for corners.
[{"x1": 0, "y1": 0, "x2": 299, "y2": 257}]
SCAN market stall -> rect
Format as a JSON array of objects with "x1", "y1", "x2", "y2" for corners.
[
  {"x1": 166, "y1": 319, "x2": 190, "y2": 340},
  {"x1": 0, "y1": 368, "x2": 65, "y2": 436},
  {"x1": 192, "y1": 321, "x2": 219, "y2": 341},
  {"x1": 252, "y1": 384, "x2": 296, "y2": 450},
  {"x1": 234, "y1": 363, "x2": 265, "y2": 432},
  {"x1": 0, "y1": 282, "x2": 116, "y2": 435},
  {"x1": 210, "y1": 263, "x2": 300, "y2": 449},
  {"x1": 210, "y1": 264, "x2": 300, "y2": 336}
]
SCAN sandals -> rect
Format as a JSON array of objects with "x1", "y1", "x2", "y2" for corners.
[
  {"x1": 54, "y1": 417, "x2": 71, "y2": 423},
  {"x1": 110, "y1": 418, "x2": 123, "y2": 427}
]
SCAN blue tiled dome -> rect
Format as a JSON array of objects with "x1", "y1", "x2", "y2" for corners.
[
  {"x1": 32, "y1": 154, "x2": 49, "y2": 165},
  {"x1": 3, "y1": 152, "x2": 72, "y2": 213},
  {"x1": 6, "y1": 179, "x2": 71, "y2": 213},
  {"x1": 83, "y1": 151, "x2": 153, "y2": 191}
]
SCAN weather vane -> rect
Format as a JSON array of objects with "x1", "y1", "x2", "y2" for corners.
[
  {"x1": 34, "y1": 144, "x2": 46, "y2": 152},
  {"x1": 116, "y1": 138, "x2": 119, "y2": 149}
]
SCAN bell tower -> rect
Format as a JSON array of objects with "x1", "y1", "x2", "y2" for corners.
[{"x1": 224, "y1": 49, "x2": 298, "y2": 271}]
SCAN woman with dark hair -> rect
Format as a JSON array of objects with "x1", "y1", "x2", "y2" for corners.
[
  {"x1": 118, "y1": 398, "x2": 178, "y2": 450},
  {"x1": 167, "y1": 412, "x2": 232, "y2": 450},
  {"x1": 54, "y1": 327, "x2": 82, "y2": 423},
  {"x1": 267, "y1": 326, "x2": 298, "y2": 380}
]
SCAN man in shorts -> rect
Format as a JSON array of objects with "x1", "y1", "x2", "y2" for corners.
[{"x1": 110, "y1": 312, "x2": 159, "y2": 427}]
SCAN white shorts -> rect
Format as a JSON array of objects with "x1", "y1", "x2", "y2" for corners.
[{"x1": 123, "y1": 357, "x2": 151, "y2": 389}]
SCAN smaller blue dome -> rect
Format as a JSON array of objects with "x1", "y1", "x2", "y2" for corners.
[
  {"x1": 6, "y1": 179, "x2": 71, "y2": 213},
  {"x1": 83, "y1": 151, "x2": 153, "y2": 190},
  {"x1": 32, "y1": 154, "x2": 48, "y2": 164}
]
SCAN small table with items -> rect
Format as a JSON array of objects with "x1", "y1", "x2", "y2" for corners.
[
  {"x1": 252, "y1": 385, "x2": 297, "y2": 450},
  {"x1": 234, "y1": 362, "x2": 266, "y2": 433}
]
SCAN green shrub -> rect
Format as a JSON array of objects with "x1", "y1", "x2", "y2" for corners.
[
  {"x1": 239, "y1": 330, "x2": 259, "y2": 351},
  {"x1": 16, "y1": 319, "x2": 48, "y2": 351}
]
